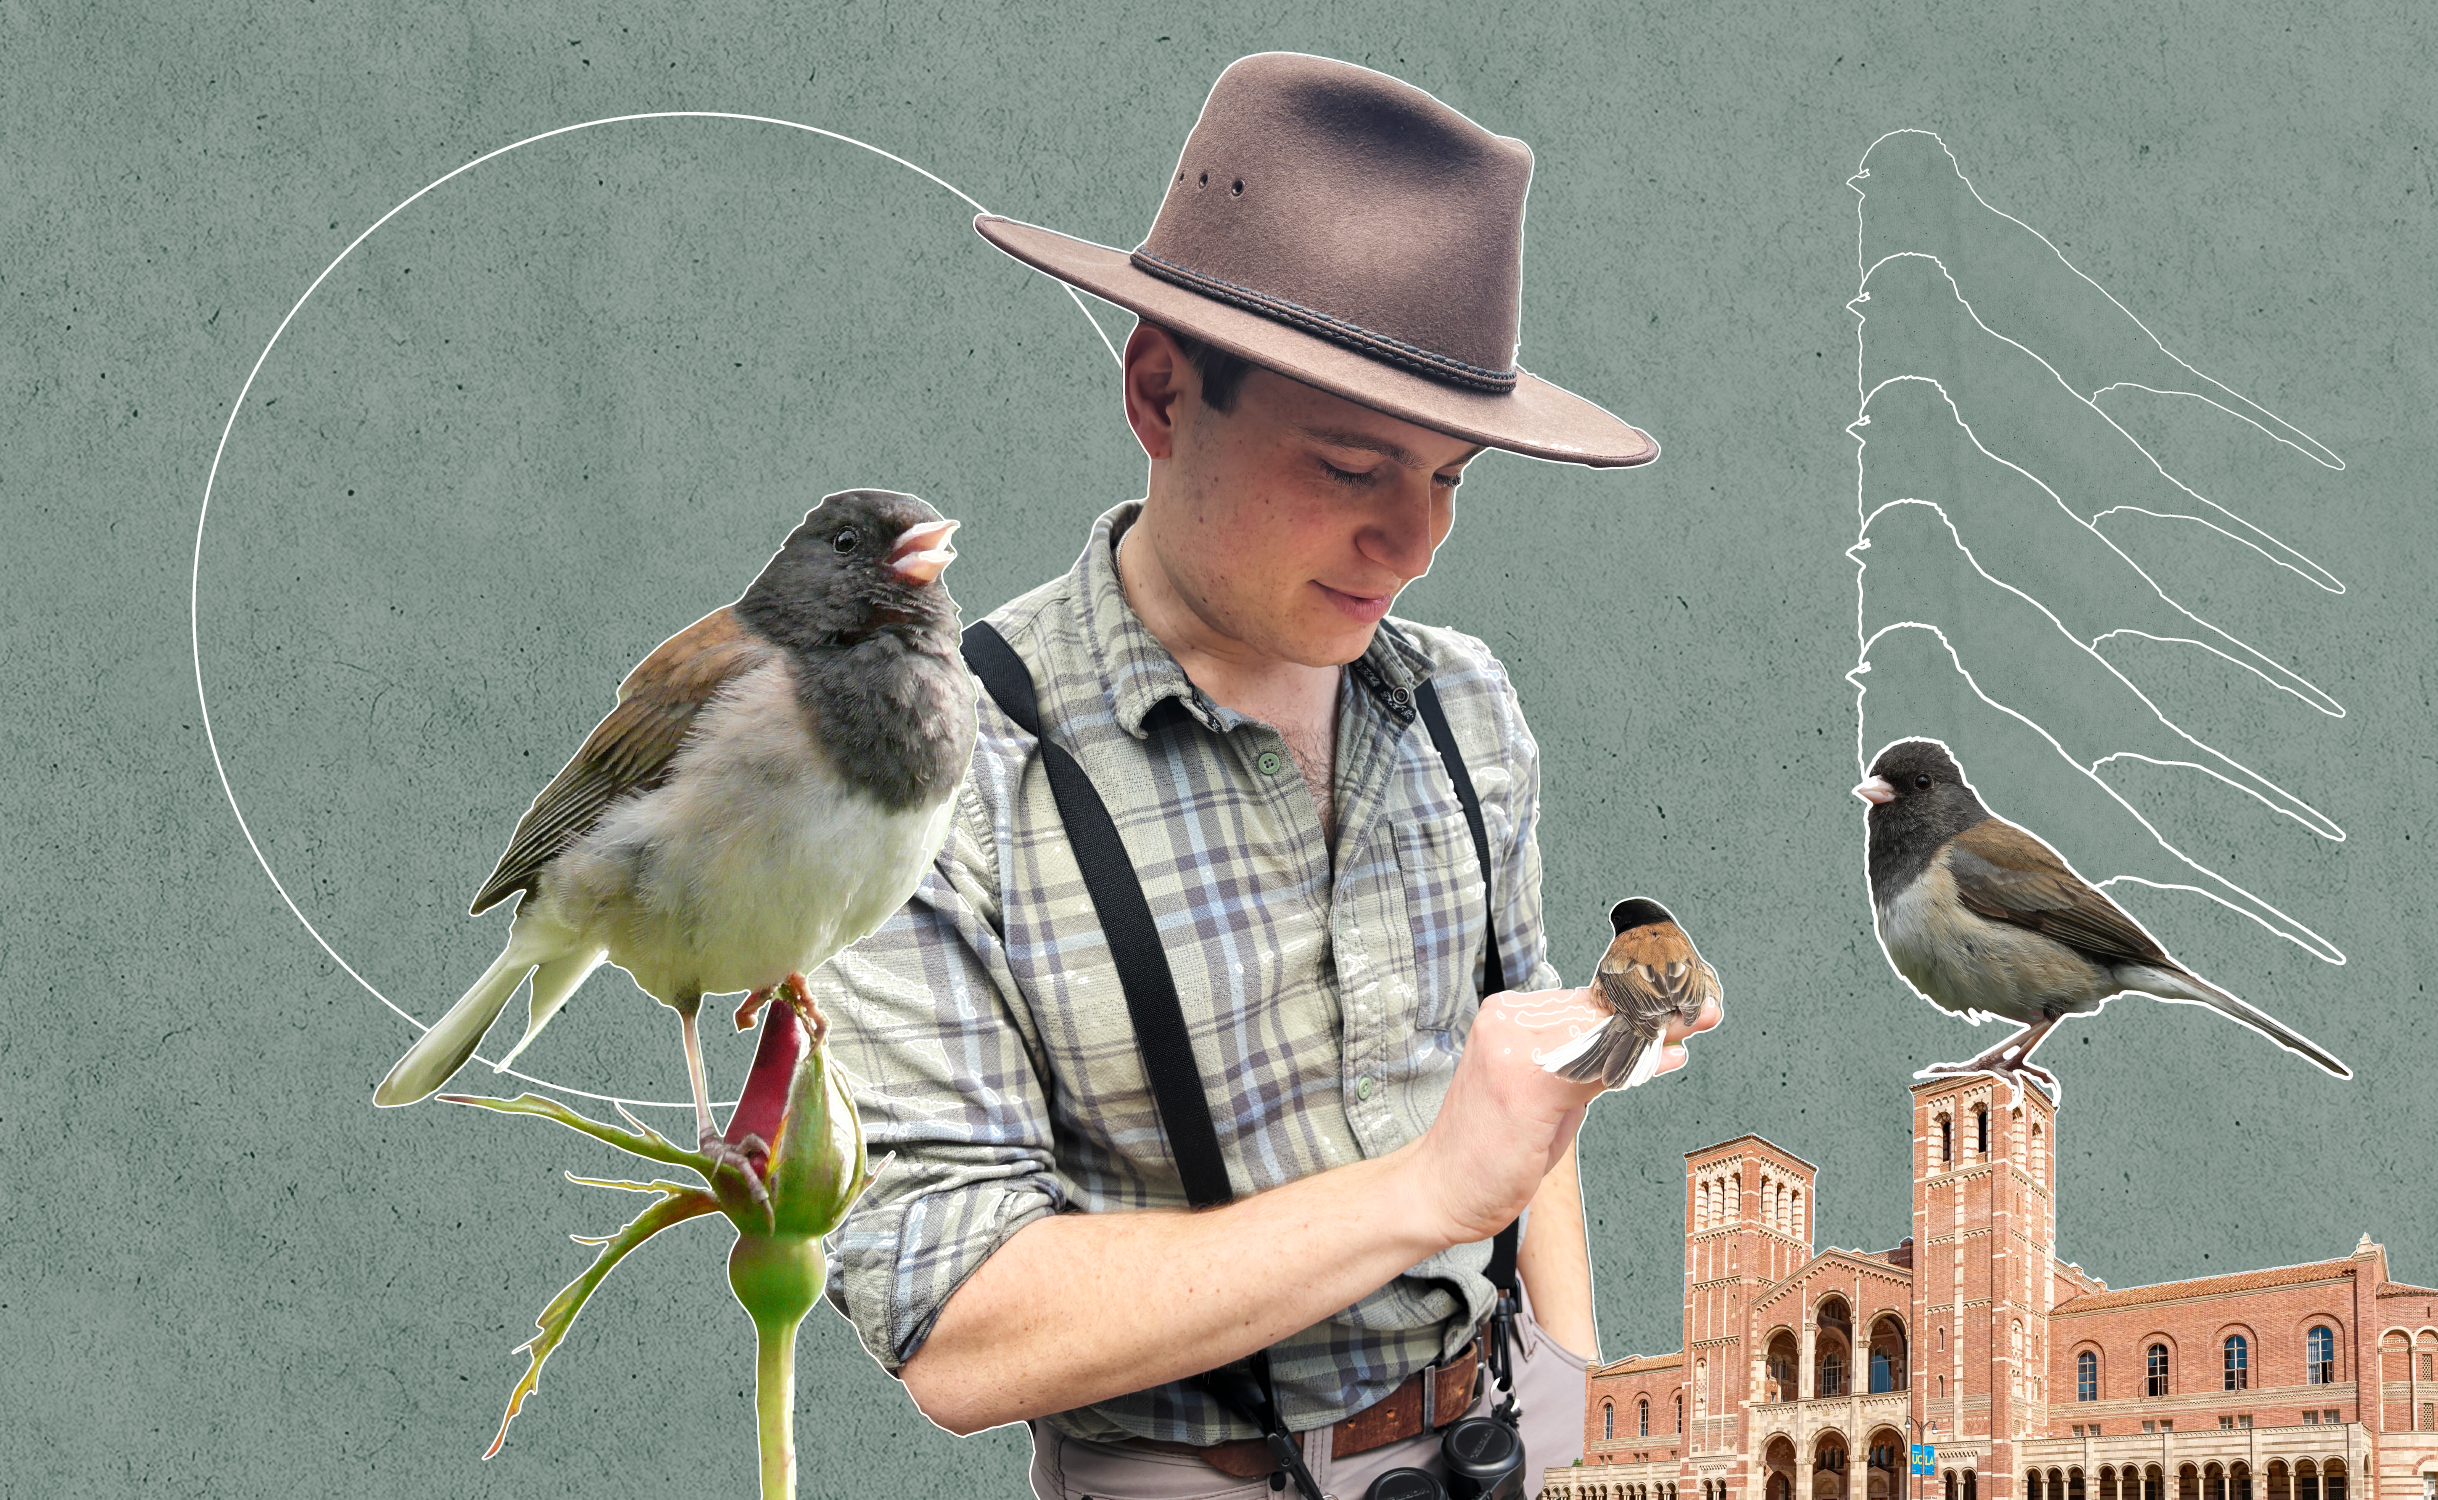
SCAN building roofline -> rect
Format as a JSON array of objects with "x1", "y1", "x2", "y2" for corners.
[
  {"x1": 2052, "y1": 1255, "x2": 2361, "y2": 1314},
  {"x1": 1683, "y1": 1132, "x2": 1819, "y2": 1171}
]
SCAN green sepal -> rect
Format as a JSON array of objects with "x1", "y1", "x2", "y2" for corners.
[
  {"x1": 484, "y1": 1180, "x2": 722, "y2": 1459},
  {"x1": 438, "y1": 1091, "x2": 715, "y2": 1179}
]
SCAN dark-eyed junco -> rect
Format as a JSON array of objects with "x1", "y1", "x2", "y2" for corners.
[
  {"x1": 1539, "y1": 898, "x2": 1723, "y2": 1090},
  {"x1": 374, "y1": 489, "x2": 978, "y2": 1181},
  {"x1": 1856, "y1": 737, "x2": 2349, "y2": 1094}
]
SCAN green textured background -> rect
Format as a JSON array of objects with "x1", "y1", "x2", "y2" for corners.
[{"x1": 6, "y1": 3, "x2": 2432, "y2": 1494}]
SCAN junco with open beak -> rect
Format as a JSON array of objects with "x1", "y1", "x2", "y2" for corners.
[
  {"x1": 1856, "y1": 737, "x2": 2348, "y2": 1095},
  {"x1": 374, "y1": 488, "x2": 978, "y2": 1188},
  {"x1": 1538, "y1": 898, "x2": 1724, "y2": 1089}
]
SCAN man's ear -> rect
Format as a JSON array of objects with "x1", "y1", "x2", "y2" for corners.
[{"x1": 1122, "y1": 322, "x2": 1198, "y2": 462}]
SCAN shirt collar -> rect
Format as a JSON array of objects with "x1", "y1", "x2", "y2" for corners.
[{"x1": 1073, "y1": 499, "x2": 1436, "y2": 741}]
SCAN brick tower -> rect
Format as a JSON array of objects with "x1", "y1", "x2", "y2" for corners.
[
  {"x1": 1686, "y1": 1135, "x2": 1824, "y2": 1496},
  {"x1": 1909, "y1": 1077, "x2": 2061, "y2": 1500}
]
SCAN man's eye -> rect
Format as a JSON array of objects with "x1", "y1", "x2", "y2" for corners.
[
  {"x1": 1320, "y1": 460, "x2": 1377, "y2": 488},
  {"x1": 1435, "y1": 471, "x2": 1465, "y2": 490}
]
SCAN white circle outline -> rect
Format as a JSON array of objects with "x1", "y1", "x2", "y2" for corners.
[{"x1": 191, "y1": 111, "x2": 1122, "y2": 1110}]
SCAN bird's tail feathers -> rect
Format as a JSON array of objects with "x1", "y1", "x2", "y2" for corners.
[
  {"x1": 373, "y1": 937, "x2": 547, "y2": 1106},
  {"x1": 1548, "y1": 1015, "x2": 1668, "y2": 1090},
  {"x1": 2127, "y1": 964, "x2": 2352, "y2": 1080},
  {"x1": 493, "y1": 948, "x2": 608, "y2": 1072}
]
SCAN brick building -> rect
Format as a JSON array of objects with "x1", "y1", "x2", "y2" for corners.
[{"x1": 1541, "y1": 1079, "x2": 2438, "y2": 1500}]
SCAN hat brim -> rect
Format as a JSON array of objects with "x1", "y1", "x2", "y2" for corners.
[{"x1": 977, "y1": 215, "x2": 1659, "y2": 469}]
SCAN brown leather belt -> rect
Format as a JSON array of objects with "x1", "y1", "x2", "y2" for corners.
[{"x1": 1124, "y1": 1339, "x2": 1482, "y2": 1480}]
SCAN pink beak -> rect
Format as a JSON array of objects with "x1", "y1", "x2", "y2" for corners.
[
  {"x1": 887, "y1": 518, "x2": 960, "y2": 585},
  {"x1": 1853, "y1": 776, "x2": 1896, "y2": 806}
]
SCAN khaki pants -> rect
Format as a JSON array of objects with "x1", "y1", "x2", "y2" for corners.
[{"x1": 1027, "y1": 1279, "x2": 1590, "y2": 1499}]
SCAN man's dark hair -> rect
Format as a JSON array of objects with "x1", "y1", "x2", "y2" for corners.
[{"x1": 1151, "y1": 323, "x2": 1256, "y2": 413}]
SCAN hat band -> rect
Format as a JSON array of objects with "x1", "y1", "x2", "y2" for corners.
[{"x1": 1129, "y1": 247, "x2": 1518, "y2": 395}]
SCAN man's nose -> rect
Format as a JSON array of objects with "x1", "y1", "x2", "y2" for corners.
[{"x1": 1358, "y1": 487, "x2": 1439, "y2": 580}]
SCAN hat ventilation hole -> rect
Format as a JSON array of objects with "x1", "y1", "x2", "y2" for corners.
[{"x1": 1231, "y1": 178, "x2": 1244, "y2": 196}]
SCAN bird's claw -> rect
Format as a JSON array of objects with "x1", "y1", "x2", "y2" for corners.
[
  {"x1": 733, "y1": 986, "x2": 773, "y2": 1032},
  {"x1": 701, "y1": 1126, "x2": 774, "y2": 1231},
  {"x1": 781, "y1": 972, "x2": 827, "y2": 1047}
]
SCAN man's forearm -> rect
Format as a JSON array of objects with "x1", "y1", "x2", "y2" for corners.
[
  {"x1": 1514, "y1": 1136, "x2": 1598, "y2": 1360},
  {"x1": 900, "y1": 1146, "x2": 1452, "y2": 1435}
]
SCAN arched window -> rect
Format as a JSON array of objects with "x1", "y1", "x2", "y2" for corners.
[
  {"x1": 1676, "y1": 1393, "x2": 1684, "y2": 1431},
  {"x1": 2224, "y1": 1335, "x2": 2249, "y2": 1390},
  {"x1": 1604, "y1": 1401, "x2": 1615, "y2": 1439},
  {"x1": 1793, "y1": 1189, "x2": 1805, "y2": 1240},
  {"x1": 1697, "y1": 1178, "x2": 1710, "y2": 1228},
  {"x1": 1639, "y1": 1397, "x2": 1650, "y2": 1436},
  {"x1": 1975, "y1": 1106, "x2": 1989, "y2": 1155},
  {"x1": 2078, "y1": 1350, "x2": 2098, "y2": 1401},
  {"x1": 2307, "y1": 1326, "x2": 2335, "y2": 1385},
  {"x1": 1940, "y1": 1115, "x2": 1953, "y2": 1164},
  {"x1": 2032, "y1": 1123, "x2": 2046, "y2": 1182},
  {"x1": 2146, "y1": 1343, "x2": 2170, "y2": 1397}
]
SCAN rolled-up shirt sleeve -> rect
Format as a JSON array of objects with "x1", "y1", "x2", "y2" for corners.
[{"x1": 812, "y1": 762, "x2": 1065, "y2": 1375}]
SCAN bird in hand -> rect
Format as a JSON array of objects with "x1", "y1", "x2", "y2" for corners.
[
  {"x1": 1540, "y1": 898, "x2": 1723, "y2": 1090},
  {"x1": 374, "y1": 489, "x2": 979, "y2": 1187},
  {"x1": 1855, "y1": 737, "x2": 2349, "y2": 1096}
]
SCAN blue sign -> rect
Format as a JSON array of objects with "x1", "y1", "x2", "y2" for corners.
[{"x1": 1911, "y1": 1445, "x2": 1937, "y2": 1476}]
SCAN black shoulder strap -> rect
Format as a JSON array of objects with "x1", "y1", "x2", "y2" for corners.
[
  {"x1": 1411, "y1": 679, "x2": 1521, "y2": 1293},
  {"x1": 1411, "y1": 678, "x2": 1506, "y2": 999},
  {"x1": 961, "y1": 621, "x2": 1235, "y2": 1209},
  {"x1": 961, "y1": 621, "x2": 1518, "y2": 1288}
]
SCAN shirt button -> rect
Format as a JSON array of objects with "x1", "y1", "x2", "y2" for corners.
[
  {"x1": 1256, "y1": 749, "x2": 1283, "y2": 776},
  {"x1": 1356, "y1": 1075, "x2": 1376, "y2": 1101}
]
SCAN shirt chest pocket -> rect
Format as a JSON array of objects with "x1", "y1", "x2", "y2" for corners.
[{"x1": 1388, "y1": 813, "x2": 1492, "y2": 1036}]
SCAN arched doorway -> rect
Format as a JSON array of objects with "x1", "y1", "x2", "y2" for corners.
[
  {"x1": 1869, "y1": 1316, "x2": 1910, "y2": 1393},
  {"x1": 1766, "y1": 1434, "x2": 1800, "y2": 1500},
  {"x1": 1866, "y1": 1428, "x2": 1906, "y2": 1500},
  {"x1": 1815, "y1": 1433, "x2": 1852, "y2": 1500},
  {"x1": 1817, "y1": 1298, "x2": 1854, "y2": 1398},
  {"x1": 1767, "y1": 1329, "x2": 1800, "y2": 1403}
]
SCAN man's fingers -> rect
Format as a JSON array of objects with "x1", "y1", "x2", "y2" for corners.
[{"x1": 1652, "y1": 1044, "x2": 1689, "y2": 1077}]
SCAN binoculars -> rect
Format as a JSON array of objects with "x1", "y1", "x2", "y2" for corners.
[{"x1": 1358, "y1": 1410, "x2": 1526, "y2": 1500}]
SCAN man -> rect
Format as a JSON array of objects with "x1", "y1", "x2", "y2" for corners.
[{"x1": 814, "y1": 52, "x2": 1719, "y2": 1498}]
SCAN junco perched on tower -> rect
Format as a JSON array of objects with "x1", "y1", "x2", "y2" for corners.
[
  {"x1": 1538, "y1": 898, "x2": 1723, "y2": 1090},
  {"x1": 1855, "y1": 737, "x2": 2349, "y2": 1095},
  {"x1": 374, "y1": 489, "x2": 978, "y2": 1182}
]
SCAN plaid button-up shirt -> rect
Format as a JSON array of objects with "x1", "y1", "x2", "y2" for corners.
[{"x1": 816, "y1": 499, "x2": 1563, "y2": 1445}]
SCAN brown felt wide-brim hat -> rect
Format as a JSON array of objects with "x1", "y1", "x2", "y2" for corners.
[{"x1": 976, "y1": 53, "x2": 1658, "y2": 469}]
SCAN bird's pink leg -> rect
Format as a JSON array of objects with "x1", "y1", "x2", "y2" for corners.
[
  {"x1": 1925, "y1": 1018, "x2": 2062, "y2": 1096},
  {"x1": 681, "y1": 999, "x2": 774, "y2": 1221},
  {"x1": 679, "y1": 1002, "x2": 718, "y2": 1146}
]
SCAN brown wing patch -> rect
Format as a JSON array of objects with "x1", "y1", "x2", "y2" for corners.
[
  {"x1": 469, "y1": 607, "x2": 777, "y2": 913},
  {"x1": 1945, "y1": 818, "x2": 2168, "y2": 967}
]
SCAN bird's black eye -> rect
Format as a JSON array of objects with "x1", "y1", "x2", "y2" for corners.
[
  {"x1": 1914, "y1": 774, "x2": 1933, "y2": 790},
  {"x1": 832, "y1": 528, "x2": 858, "y2": 554}
]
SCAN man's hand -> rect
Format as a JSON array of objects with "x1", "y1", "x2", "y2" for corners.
[{"x1": 1395, "y1": 986, "x2": 1722, "y2": 1245}]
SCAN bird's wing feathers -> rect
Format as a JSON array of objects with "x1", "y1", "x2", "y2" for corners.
[
  {"x1": 469, "y1": 607, "x2": 778, "y2": 914},
  {"x1": 1556, "y1": 925, "x2": 1720, "y2": 1087},
  {"x1": 1944, "y1": 819, "x2": 2169, "y2": 968}
]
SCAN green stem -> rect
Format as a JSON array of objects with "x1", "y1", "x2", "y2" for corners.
[{"x1": 754, "y1": 1313, "x2": 804, "y2": 1500}]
